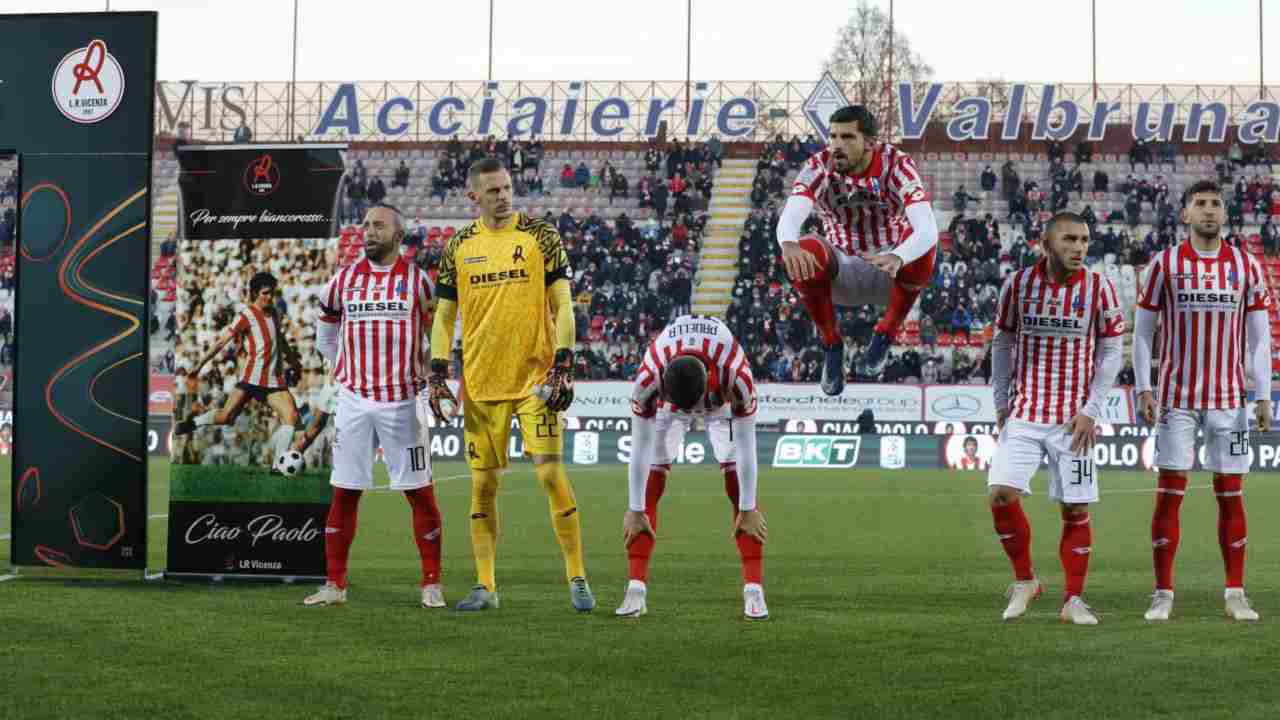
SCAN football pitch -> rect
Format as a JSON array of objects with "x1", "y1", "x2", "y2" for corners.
[{"x1": 1, "y1": 459, "x2": 1277, "y2": 719}]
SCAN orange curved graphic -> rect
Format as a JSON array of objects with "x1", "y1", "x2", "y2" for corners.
[
  {"x1": 88, "y1": 352, "x2": 144, "y2": 426},
  {"x1": 15, "y1": 467, "x2": 42, "y2": 511},
  {"x1": 19, "y1": 183, "x2": 72, "y2": 262},
  {"x1": 44, "y1": 188, "x2": 148, "y2": 462},
  {"x1": 34, "y1": 545, "x2": 73, "y2": 569}
]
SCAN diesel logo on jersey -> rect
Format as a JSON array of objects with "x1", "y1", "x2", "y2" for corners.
[
  {"x1": 470, "y1": 268, "x2": 531, "y2": 285},
  {"x1": 347, "y1": 301, "x2": 411, "y2": 313},
  {"x1": 1024, "y1": 316, "x2": 1086, "y2": 330},
  {"x1": 1177, "y1": 292, "x2": 1238, "y2": 304}
]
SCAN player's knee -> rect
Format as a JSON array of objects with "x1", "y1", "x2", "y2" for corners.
[
  {"x1": 1060, "y1": 503, "x2": 1089, "y2": 519},
  {"x1": 797, "y1": 235, "x2": 835, "y2": 284},
  {"x1": 988, "y1": 486, "x2": 1019, "y2": 506}
]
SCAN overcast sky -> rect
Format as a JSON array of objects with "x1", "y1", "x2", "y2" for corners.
[{"x1": 5, "y1": 0, "x2": 1278, "y2": 85}]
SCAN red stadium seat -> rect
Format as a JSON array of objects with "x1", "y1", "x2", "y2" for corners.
[
  {"x1": 968, "y1": 334, "x2": 985, "y2": 348},
  {"x1": 905, "y1": 320, "x2": 920, "y2": 334},
  {"x1": 938, "y1": 333, "x2": 953, "y2": 347}
]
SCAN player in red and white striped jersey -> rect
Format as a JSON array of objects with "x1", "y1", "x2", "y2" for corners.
[
  {"x1": 1132, "y1": 180, "x2": 1272, "y2": 622},
  {"x1": 618, "y1": 315, "x2": 768, "y2": 620},
  {"x1": 776, "y1": 105, "x2": 940, "y2": 394},
  {"x1": 173, "y1": 271, "x2": 302, "y2": 473},
  {"x1": 987, "y1": 212, "x2": 1125, "y2": 625},
  {"x1": 304, "y1": 203, "x2": 445, "y2": 610}
]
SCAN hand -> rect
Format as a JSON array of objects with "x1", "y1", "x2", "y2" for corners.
[
  {"x1": 781, "y1": 239, "x2": 822, "y2": 284},
  {"x1": 996, "y1": 408, "x2": 1010, "y2": 434},
  {"x1": 732, "y1": 508, "x2": 768, "y2": 544},
  {"x1": 622, "y1": 510, "x2": 655, "y2": 547},
  {"x1": 426, "y1": 359, "x2": 457, "y2": 425},
  {"x1": 543, "y1": 348, "x2": 575, "y2": 412},
  {"x1": 1066, "y1": 413, "x2": 1098, "y2": 454},
  {"x1": 865, "y1": 253, "x2": 904, "y2": 278},
  {"x1": 1137, "y1": 390, "x2": 1157, "y2": 426},
  {"x1": 1256, "y1": 400, "x2": 1273, "y2": 433}
]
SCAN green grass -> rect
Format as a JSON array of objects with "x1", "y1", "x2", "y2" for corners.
[
  {"x1": 2, "y1": 459, "x2": 1278, "y2": 719},
  {"x1": 171, "y1": 463, "x2": 332, "y2": 504}
]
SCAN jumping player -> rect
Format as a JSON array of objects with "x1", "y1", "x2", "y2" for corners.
[
  {"x1": 777, "y1": 105, "x2": 940, "y2": 393},
  {"x1": 617, "y1": 314, "x2": 768, "y2": 620}
]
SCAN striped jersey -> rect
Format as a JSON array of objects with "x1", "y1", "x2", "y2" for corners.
[
  {"x1": 791, "y1": 143, "x2": 929, "y2": 256},
  {"x1": 996, "y1": 261, "x2": 1126, "y2": 424},
  {"x1": 320, "y1": 255, "x2": 433, "y2": 402},
  {"x1": 1137, "y1": 240, "x2": 1272, "y2": 410},
  {"x1": 632, "y1": 315, "x2": 757, "y2": 418},
  {"x1": 230, "y1": 304, "x2": 286, "y2": 389}
]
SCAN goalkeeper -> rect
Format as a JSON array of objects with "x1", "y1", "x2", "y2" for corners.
[{"x1": 427, "y1": 157, "x2": 594, "y2": 613}]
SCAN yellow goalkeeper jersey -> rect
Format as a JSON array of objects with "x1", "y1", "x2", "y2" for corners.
[{"x1": 436, "y1": 213, "x2": 571, "y2": 402}]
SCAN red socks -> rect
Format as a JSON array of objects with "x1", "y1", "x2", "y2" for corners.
[
  {"x1": 794, "y1": 236, "x2": 841, "y2": 346},
  {"x1": 627, "y1": 466, "x2": 668, "y2": 583},
  {"x1": 724, "y1": 463, "x2": 764, "y2": 585},
  {"x1": 1060, "y1": 511, "x2": 1092, "y2": 600},
  {"x1": 404, "y1": 486, "x2": 443, "y2": 586},
  {"x1": 991, "y1": 500, "x2": 1034, "y2": 581},
  {"x1": 325, "y1": 487, "x2": 363, "y2": 589},
  {"x1": 1213, "y1": 474, "x2": 1247, "y2": 588},
  {"x1": 1152, "y1": 472, "x2": 1187, "y2": 590},
  {"x1": 874, "y1": 245, "x2": 935, "y2": 336}
]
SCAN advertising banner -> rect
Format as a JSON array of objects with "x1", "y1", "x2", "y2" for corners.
[
  {"x1": 176, "y1": 144, "x2": 345, "y2": 240},
  {"x1": 5, "y1": 13, "x2": 157, "y2": 570},
  {"x1": 566, "y1": 381, "x2": 924, "y2": 423}
]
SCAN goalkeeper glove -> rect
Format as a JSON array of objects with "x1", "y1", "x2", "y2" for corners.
[
  {"x1": 543, "y1": 348, "x2": 575, "y2": 412},
  {"x1": 426, "y1": 358, "x2": 457, "y2": 424}
]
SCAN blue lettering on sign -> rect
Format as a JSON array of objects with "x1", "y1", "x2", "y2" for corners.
[
  {"x1": 1240, "y1": 101, "x2": 1280, "y2": 144},
  {"x1": 1031, "y1": 85, "x2": 1080, "y2": 141},
  {"x1": 561, "y1": 81, "x2": 582, "y2": 136},
  {"x1": 686, "y1": 82, "x2": 708, "y2": 136},
  {"x1": 316, "y1": 82, "x2": 360, "y2": 135},
  {"x1": 377, "y1": 96, "x2": 413, "y2": 136},
  {"x1": 645, "y1": 97, "x2": 678, "y2": 135},
  {"x1": 716, "y1": 98, "x2": 755, "y2": 137},
  {"x1": 1184, "y1": 102, "x2": 1228, "y2": 143},
  {"x1": 429, "y1": 97, "x2": 465, "y2": 136},
  {"x1": 898, "y1": 82, "x2": 942, "y2": 140},
  {"x1": 591, "y1": 97, "x2": 629, "y2": 137},
  {"x1": 506, "y1": 96, "x2": 548, "y2": 136},
  {"x1": 1133, "y1": 102, "x2": 1175, "y2": 141},
  {"x1": 945, "y1": 97, "x2": 991, "y2": 141}
]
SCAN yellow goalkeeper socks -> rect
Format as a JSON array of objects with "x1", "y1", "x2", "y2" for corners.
[
  {"x1": 535, "y1": 460, "x2": 586, "y2": 581},
  {"x1": 469, "y1": 469, "x2": 501, "y2": 591}
]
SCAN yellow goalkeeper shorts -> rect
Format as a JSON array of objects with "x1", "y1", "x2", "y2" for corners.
[{"x1": 462, "y1": 393, "x2": 563, "y2": 470}]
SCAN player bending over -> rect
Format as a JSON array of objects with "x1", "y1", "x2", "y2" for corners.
[
  {"x1": 174, "y1": 271, "x2": 301, "y2": 472},
  {"x1": 777, "y1": 105, "x2": 939, "y2": 393},
  {"x1": 988, "y1": 212, "x2": 1124, "y2": 625},
  {"x1": 1133, "y1": 180, "x2": 1270, "y2": 622},
  {"x1": 618, "y1": 315, "x2": 768, "y2": 620}
]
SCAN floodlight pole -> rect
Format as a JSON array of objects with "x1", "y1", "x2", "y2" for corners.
[
  {"x1": 685, "y1": 0, "x2": 692, "y2": 125},
  {"x1": 290, "y1": 0, "x2": 300, "y2": 141},
  {"x1": 488, "y1": 0, "x2": 494, "y2": 82}
]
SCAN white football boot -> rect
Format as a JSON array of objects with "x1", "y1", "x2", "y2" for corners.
[
  {"x1": 614, "y1": 580, "x2": 648, "y2": 618},
  {"x1": 1224, "y1": 588, "x2": 1260, "y2": 622},
  {"x1": 303, "y1": 582, "x2": 347, "y2": 606},
  {"x1": 743, "y1": 583, "x2": 769, "y2": 620},
  {"x1": 421, "y1": 583, "x2": 446, "y2": 608},
  {"x1": 1060, "y1": 596, "x2": 1099, "y2": 625},
  {"x1": 1144, "y1": 589, "x2": 1174, "y2": 621},
  {"x1": 1001, "y1": 579, "x2": 1042, "y2": 621}
]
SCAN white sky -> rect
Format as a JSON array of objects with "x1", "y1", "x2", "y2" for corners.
[{"x1": 4, "y1": 0, "x2": 1278, "y2": 86}]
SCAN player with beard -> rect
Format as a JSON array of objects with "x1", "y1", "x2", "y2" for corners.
[
  {"x1": 777, "y1": 105, "x2": 939, "y2": 393},
  {"x1": 988, "y1": 212, "x2": 1125, "y2": 625},
  {"x1": 1134, "y1": 180, "x2": 1271, "y2": 622},
  {"x1": 303, "y1": 203, "x2": 445, "y2": 609}
]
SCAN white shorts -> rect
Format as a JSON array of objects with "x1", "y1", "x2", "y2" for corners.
[
  {"x1": 1155, "y1": 406, "x2": 1250, "y2": 474},
  {"x1": 330, "y1": 387, "x2": 432, "y2": 491},
  {"x1": 651, "y1": 406, "x2": 738, "y2": 466},
  {"x1": 988, "y1": 418, "x2": 1099, "y2": 504},
  {"x1": 831, "y1": 251, "x2": 893, "y2": 308}
]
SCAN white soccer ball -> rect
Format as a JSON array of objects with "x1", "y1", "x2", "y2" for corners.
[{"x1": 276, "y1": 450, "x2": 305, "y2": 476}]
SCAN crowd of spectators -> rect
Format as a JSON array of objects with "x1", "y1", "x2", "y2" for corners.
[{"x1": 1, "y1": 160, "x2": 16, "y2": 378}]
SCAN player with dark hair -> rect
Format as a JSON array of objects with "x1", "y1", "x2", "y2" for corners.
[
  {"x1": 428, "y1": 156, "x2": 595, "y2": 612},
  {"x1": 958, "y1": 436, "x2": 986, "y2": 470},
  {"x1": 988, "y1": 212, "x2": 1124, "y2": 625},
  {"x1": 174, "y1": 270, "x2": 302, "y2": 473},
  {"x1": 617, "y1": 315, "x2": 766, "y2": 619},
  {"x1": 777, "y1": 104, "x2": 940, "y2": 393},
  {"x1": 303, "y1": 203, "x2": 445, "y2": 609},
  {"x1": 1134, "y1": 179, "x2": 1271, "y2": 622}
]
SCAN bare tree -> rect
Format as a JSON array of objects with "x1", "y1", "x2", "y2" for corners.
[{"x1": 823, "y1": 0, "x2": 934, "y2": 138}]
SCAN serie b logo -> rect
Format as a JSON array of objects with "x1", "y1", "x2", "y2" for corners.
[
  {"x1": 51, "y1": 39, "x2": 126, "y2": 124},
  {"x1": 244, "y1": 154, "x2": 281, "y2": 197}
]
